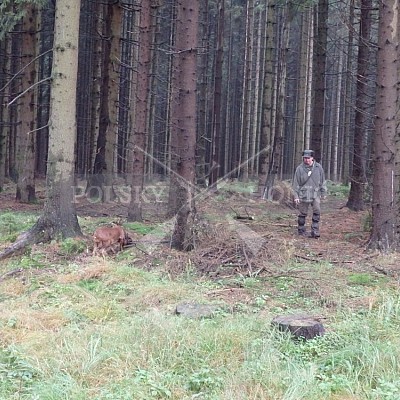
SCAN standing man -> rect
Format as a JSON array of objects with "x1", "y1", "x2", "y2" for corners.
[{"x1": 292, "y1": 150, "x2": 327, "y2": 238}]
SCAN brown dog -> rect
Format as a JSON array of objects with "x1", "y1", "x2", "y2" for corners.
[{"x1": 93, "y1": 225, "x2": 128, "y2": 256}]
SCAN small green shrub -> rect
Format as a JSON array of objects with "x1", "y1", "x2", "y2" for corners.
[
  {"x1": 0, "y1": 213, "x2": 18, "y2": 235},
  {"x1": 0, "y1": 212, "x2": 37, "y2": 242},
  {"x1": 327, "y1": 182, "x2": 349, "y2": 198},
  {"x1": 0, "y1": 347, "x2": 39, "y2": 396},
  {"x1": 347, "y1": 272, "x2": 376, "y2": 286},
  {"x1": 187, "y1": 367, "x2": 224, "y2": 394},
  {"x1": 218, "y1": 180, "x2": 257, "y2": 195},
  {"x1": 124, "y1": 221, "x2": 156, "y2": 235},
  {"x1": 0, "y1": 213, "x2": 22, "y2": 242},
  {"x1": 60, "y1": 238, "x2": 86, "y2": 255}
]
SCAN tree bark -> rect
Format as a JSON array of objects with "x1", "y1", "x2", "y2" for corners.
[
  {"x1": 128, "y1": 0, "x2": 152, "y2": 221},
  {"x1": 0, "y1": 38, "x2": 9, "y2": 190},
  {"x1": 238, "y1": 0, "x2": 254, "y2": 182},
  {"x1": 369, "y1": 0, "x2": 398, "y2": 251},
  {"x1": 258, "y1": 1, "x2": 276, "y2": 197},
  {"x1": 310, "y1": 0, "x2": 328, "y2": 162},
  {"x1": 341, "y1": 0, "x2": 355, "y2": 185},
  {"x1": 35, "y1": 3, "x2": 54, "y2": 177},
  {"x1": 16, "y1": 4, "x2": 37, "y2": 203},
  {"x1": 346, "y1": 0, "x2": 371, "y2": 211},
  {"x1": 170, "y1": 0, "x2": 199, "y2": 251},
  {"x1": 209, "y1": 0, "x2": 224, "y2": 189},
  {"x1": 264, "y1": 7, "x2": 288, "y2": 198},
  {"x1": 195, "y1": 0, "x2": 209, "y2": 187},
  {"x1": 294, "y1": 10, "x2": 312, "y2": 168},
  {"x1": 0, "y1": 0, "x2": 82, "y2": 261},
  {"x1": 87, "y1": 3, "x2": 121, "y2": 202}
]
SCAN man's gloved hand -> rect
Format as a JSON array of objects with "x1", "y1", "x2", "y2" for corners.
[
  {"x1": 321, "y1": 196, "x2": 327, "y2": 201},
  {"x1": 294, "y1": 198, "x2": 300, "y2": 205}
]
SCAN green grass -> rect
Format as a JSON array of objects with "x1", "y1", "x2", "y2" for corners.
[
  {"x1": 2, "y1": 249, "x2": 400, "y2": 400},
  {"x1": 347, "y1": 272, "x2": 387, "y2": 287},
  {"x1": 60, "y1": 238, "x2": 87, "y2": 255},
  {"x1": 124, "y1": 221, "x2": 158, "y2": 235},
  {"x1": 1, "y1": 189, "x2": 399, "y2": 399},
  {"x1": 3, "y1": 293, "x2": 400, "y2": 399},
  {"x1": 218, "y1": 180, "x2": 257, "y2": 194},
  {"x1": 327, "y1": 181, "x2": 350, "y2": 198},
  {"x1": 0, "y1": 212, "x2": 38, "y2": 242}
]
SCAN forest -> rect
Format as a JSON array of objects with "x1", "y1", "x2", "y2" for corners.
[
  {"x1": 3, "y1": 1, "x2": 400, "y2": 399},
  {"x1": 0, "y1": 0, "x2": 400, "y2": 252}
]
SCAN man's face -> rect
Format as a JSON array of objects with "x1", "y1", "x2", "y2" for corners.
[{"x1": 303, "y1": 156, "x2": 314, "y2": 166}]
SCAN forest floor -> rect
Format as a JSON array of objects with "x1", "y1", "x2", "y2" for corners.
[
  {"x1": 1, "y1": 179, "x2": 399, "y2": 312},
  {"x1": 3, "y1": 180, "x2": 400, "y2": 399}
]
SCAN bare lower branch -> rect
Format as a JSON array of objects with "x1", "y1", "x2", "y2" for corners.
[
  {"x1": 8, "y1": 77, "x2": 52, "y2": 107},
  {"x1": 0, "y1": 49, "x2": 52, "y2": 93},
  {"x1": 25, "y1": 124, "x2": 50, "y2": 135}
]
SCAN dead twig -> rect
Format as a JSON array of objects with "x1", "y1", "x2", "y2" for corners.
[
  {"x1": 230, "y1": 206, "x2": 255, "y2": 220},
  {"x1": 0, "y1": 268, "x2": 24, "y2": 283},
  {"x1": 242, "y1": 246, "x2": 253, "y2": 276},
  {"x1": 294, "y1": 254, "x2": 320, "y2": 262}
]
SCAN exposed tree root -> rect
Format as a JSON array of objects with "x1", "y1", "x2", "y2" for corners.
[
  {"x1": 0, "y1": 217, "x2": 81, "y2": 261},
  {"x1": 0, "y1": 226, "x2": 50, "y2": 261}
]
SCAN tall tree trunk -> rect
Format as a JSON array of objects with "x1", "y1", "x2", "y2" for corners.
[
  {"x1": 35, "y1": 3, "x2": 54, "y2": 177},
  {"x1": 146, "y1": 5, "x2": 159, "y2": 179},
  {"x1": 258, "y1": 0, "x2": 276, "y2": 197},
  {"x1": 76, "y1": 0, "x2": 97, "y2": 177},
  {"x1": 209, "y1": 0, "x2": 224, "y2": 189},
  {"x1": 88, "y1": 3, "x2": 121, "y2": 202},
  {"x1": 331, "y1": 48, "x2": 343, "y2": 182},
  {"x1": 342, "y1": 0, "x2": 355, "y2": 185},
  {"x1": 346, "y1": 0, "x2": 371, "y2": 211},
  {"x1": 0, "y1": 0, "x2": 82, "y2": 261},
  {"x1": 0, "y1": 38, "x2": 9, "y2": 190},
  {"x1": 88, "y1": 3, "x2": 103, "y2": 178},
  {"x1": 8, "y1": 24, "x2": 21, "y2": 182},
  {"x1": 294, "y1": 9, "x2": 312, "y2": 169},
  {"x1": 310, "y1": 0, "x2": 328, "y2": 162},
  {"x1": 264, "y1": 6, "x2": 288, "y2": 199},
  {"x1": 196, "y1": 0, "x2": 209, "y2": 187},
  {"x1": 369, "y1": 0, "x2": 398, "y2": 251},
  {"x1": 128, "y1": 0, "x2": 152, "y2": 221},
  {"x1": 239, "y1": 0, "x2": 254, "y2": 182},
  {"x1": 170, "y1": 0, "x2": 199, "y2": 251},
  {"x1": 250, "y1": 6, "x2": 264, "y2": 176},
  {"x1": 167, "y1": 0, "x2": 179, "y2": 215},
  {"x1": 16, "y1": 4, "x2": 37, "y2": 203},
  {"x1": 104, "y1": 3, "x2": 122, "y2": 196},
  {"x1": 223, "y1": 0, "x2": 234, "y2": 177}
]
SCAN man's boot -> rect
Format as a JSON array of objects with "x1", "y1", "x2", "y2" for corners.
[
  {"x1": 298, "y1": 215, "x2": 306, "y2": 236},
  {"x1": 311, "y1": 213, "x2": 320, "y2": 238}
]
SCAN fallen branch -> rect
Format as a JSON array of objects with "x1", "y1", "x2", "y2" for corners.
[
  {"x1": 230, "y1": 206, "x2": 255, "y2": 220},
  {"x1": 294, "y1": 253, "x2": 355, "y2": 264},
  {"x1": 294, "y1": 254, "x2": 320, "y2": 262},
  {"x1": 0, "y1": 268, "x2": 24, "y2": 283},
  {"x1": 372, "y1": 265, "x2": 388, "y2": 275}
]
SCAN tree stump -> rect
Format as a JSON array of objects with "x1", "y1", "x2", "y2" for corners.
[{"x1": 271, "y1": 314, "x2": 325, "y2": 340}]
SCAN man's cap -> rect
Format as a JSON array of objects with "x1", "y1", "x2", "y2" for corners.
[{"x1": 302, "y1": 149, "x2": 314, "y2": 158}]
